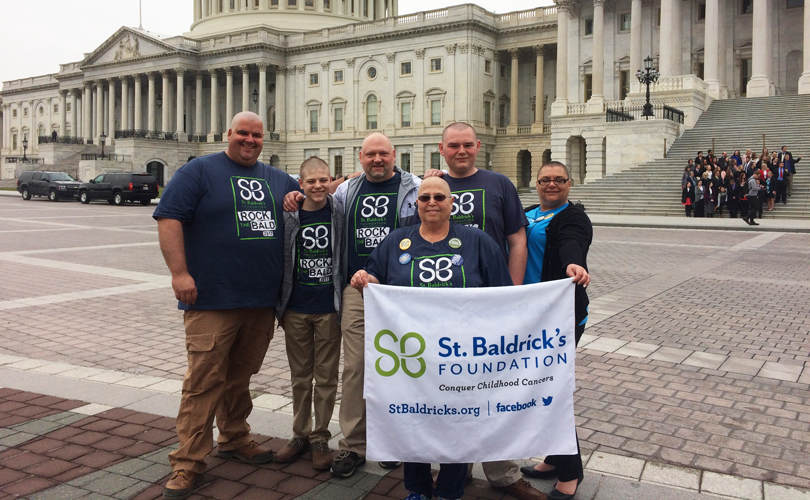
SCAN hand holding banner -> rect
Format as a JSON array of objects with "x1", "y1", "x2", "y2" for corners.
[{"x1": 363, "y1": 278, "x2": 578, "y2": 463}]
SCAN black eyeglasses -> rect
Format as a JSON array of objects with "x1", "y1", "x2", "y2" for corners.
[
  {"x1": 417, "y1": 194, "x2": 448, "y2": 202},
  {"x1": 537, "y1": 177, "x2": 570, "y2": 186}
]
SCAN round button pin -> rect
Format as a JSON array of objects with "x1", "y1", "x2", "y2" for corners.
[
  {"x1": 399, "y1": 238, "x2": 412, "y2": 250},
  {"x1": 399, "y1": 253, "x2": 412, "y2": 265},
  {"x1": 451, "y1": 254, "x2": 464, "y2": 267},
  {"x1": 449, "y1": 238, "x2": 462, "y2": 249}
]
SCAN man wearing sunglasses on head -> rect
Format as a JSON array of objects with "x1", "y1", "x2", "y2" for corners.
[
  {"x1": 425, "y1": 123, "x2": 539, "y2": 500},
  {"x1": 283, "y1": 132, "x2": 420, "y2": 478},
  {"x1": 351, "y1": 176, "x2": 512, "y2": 500}
]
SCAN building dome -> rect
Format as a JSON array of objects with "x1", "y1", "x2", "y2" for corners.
[{"x1": 187, "y1": 0, "x2": 398, "y2": 36}]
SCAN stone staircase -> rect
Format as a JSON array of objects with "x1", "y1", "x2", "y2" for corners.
[{"x1": 520, "y1": 94, "x2": 810, "y2": 219}]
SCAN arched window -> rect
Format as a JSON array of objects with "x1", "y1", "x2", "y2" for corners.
[
  {"x1": 38, "y1": 124, "x2": 46, "y2": 138},
  {"x1": 366, "y1": 95, "x2": 378, "y2": 130}
]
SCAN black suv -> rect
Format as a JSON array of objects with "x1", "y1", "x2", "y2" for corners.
[
  {"x1": 78, "y1": 173, "x2": 160, "y2": 206},
  {"x1": 17, "y1": 171, "x2": 82, "y2": 201}
]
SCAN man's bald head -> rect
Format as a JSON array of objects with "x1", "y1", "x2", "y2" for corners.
[
  {"x1": 226, "y1": 111, "x2": 264, "y2": 167},
  {"x1": 417, "y1": 176, "x2": 451, "y2": 196},
  {"x1": 442, "y1": 122, "x2": 478, "y2": 143},
  {"x1": 359, "y1": 132, "x2": 396, "y2": 181},
  {"x1": 231, "y1": 111, "x2": 263, "y2": 130},
  {"x1": 361, "y1": 132, "x2": 393, "y2": 151}
]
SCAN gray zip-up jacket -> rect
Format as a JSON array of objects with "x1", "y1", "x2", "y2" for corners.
[
  {"x1": 277, "y1": 194, "x2": 344, "y2": 321},
  {"x1": 747, "y1": 177, "x2": 761, "y2": 197},
  {"x1": 333, "y1": 166, "x2": 421, "y2": 284}
]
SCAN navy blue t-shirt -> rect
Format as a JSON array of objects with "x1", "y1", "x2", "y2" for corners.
[
  {"x1": 364, "y1": 223, "x2": 512, "y2": 289},
  {"x1": 347, "y1": 172, "x2": 401, "y2": 280},
  {"x1": 153, "y1": 152, "x2": 299, "y2": 310},
  {"x1": 442, "y1": 169, "x2": 528, "y2": 259},
  {"x1": 288, "y1": 204, "x2": 334, "y2": 314}
]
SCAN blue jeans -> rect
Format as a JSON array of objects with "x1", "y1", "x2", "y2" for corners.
[{"x1": 404, "y1": 462, "x2": 466, "y2": 499}]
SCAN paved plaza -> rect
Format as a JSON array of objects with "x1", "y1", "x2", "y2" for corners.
[{"x1": 1, "y1": 193, "x2": 810, "y2": 499}]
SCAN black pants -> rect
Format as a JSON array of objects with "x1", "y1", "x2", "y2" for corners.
[
  {"x1": 775, "y1": 181, "x2": 787, "y2": 204},
  {"x1": 728, "y1": 201, "x2": 738, "y2": 219},
  {"x1": 543, "y1": 433, "x2": 583, "y2": 483},
  {"x1": 757, "y1": 196, "x2": 764, "y2": 218},
  {"x1": 694, "y1": 203, "x2": 704, "y2": 217},
  {"x1": 404, "y1": 462, "x2": 466, "y2": 499},
  {"x1": 685, "y1": 205, "x2": 692, "y2": 217},
  {"x1": 748, "y1": 198, "x2": 758, "y2": 222},
  {"x1": 740, "y1": 199, "x2": 748, "y2": 218}
]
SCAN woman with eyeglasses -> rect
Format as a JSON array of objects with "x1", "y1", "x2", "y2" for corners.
[
  {"x1": 350, "y1": 176, "x2": 511, "y2": 500},
  {"x1": 520, "y1": 161, "x2": 591, "y2": 500}
]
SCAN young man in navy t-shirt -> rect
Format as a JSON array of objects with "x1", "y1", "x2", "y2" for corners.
[
  {"x1": 275, "y1": 158, "x2": 343, "y2": 471},
  {"x1": 154, "y1": 112, "x2": 299, "y2": 500}
]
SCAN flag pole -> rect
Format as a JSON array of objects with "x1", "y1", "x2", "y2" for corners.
[{"x1": 139, "y1": 0, "x2": 143, "y2": 28}]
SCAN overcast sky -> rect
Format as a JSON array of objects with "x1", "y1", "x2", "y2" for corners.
[{"x1": 0, "y1": 0, "x2": 553, "y2": 85}]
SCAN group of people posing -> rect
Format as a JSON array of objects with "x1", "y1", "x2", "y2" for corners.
[
  {"x1": 154, "y1": 111, "x2": 592, "y2": 500},
  {"x1": 681, "y1": 147, "x2": 801, "y2": 224}
]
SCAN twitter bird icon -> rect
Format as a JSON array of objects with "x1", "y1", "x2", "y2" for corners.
[{"x1": 542, "y1": 397, "x2": 553, "y2": 406}]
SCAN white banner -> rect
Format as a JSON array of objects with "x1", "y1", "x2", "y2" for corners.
[{"x1": 364, "y1": 279, "x2": 578, "y2": 464}]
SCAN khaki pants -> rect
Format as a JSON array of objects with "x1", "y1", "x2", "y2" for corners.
[
  {"x1": 168, "y1": 308, "x2": 275, "y2": 474},
  {"x1": 787, "y1": 173, "x2": 793, "y2": 195},
  {"x1": 466, "y1": 461, "x2": 520, "y2": 488},
  {"x1": 282, "y1": 310, "x2": 341, "y2": 443},
  {"x1": 338, "y1": 285, "x2": 367, "y2": 455}
]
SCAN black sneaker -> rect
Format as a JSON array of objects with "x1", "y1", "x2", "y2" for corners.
[
  {"x1": 331, "y1": 450, "x2": 366, "y2": 478},
  {"x1": 379, "y1": 461, "x2": 401, "y2": 469}
]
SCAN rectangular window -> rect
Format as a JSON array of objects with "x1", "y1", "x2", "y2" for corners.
[
  {"x1": 787, "y1": 0, "x2": 803, "y2": 7},
  {"x1": 271, "y1": 0, "x2": 278, "y2": 5},
  {"x1": 741, "y1": 58, "x2": 752, "y2": 96},
  {"x1": 619, "y1": 71, "x2": 629, "y2": 100},
  {"x1": 430, "y1": 152, "x2": 441, "y2": 169},
  {"x1": 334, "y1": 155, "x2": 343, "y2": 177},
  {"x1": 500, "y1": 64, "x2": 506, "y2": 78},
  {"x1": 430, "y1": 100, "x2": 441, "y2": 126},
  {"x1": 310, "y1": 110, "x2": 319, "y2": 133},
  {"x1": 305, "y1": 0, "x2": 314, "y2": 7},
  {"x1": 401, "y1": 61, "x2": 412, "y2": 76},
  {"x1": 484, "y1": 102, "x2": 491, "y2": 127},
  {"x1": 12, "y1": 133, "x2": 17, "y2": 150},
  {"x1": 324, "y1": 0, "x2": 330, "y2": 8},
  {"x1": 53, "y1": 104, "x2": 59, "y2": 114},
  {"x1": 742, "y1": 0, "x2": 753, "y2": 13},
  {"x1": 485, "y1": 60, "x2": 492, "y2": 74},
  {"x1": 288, "y1": 0, "x2": 296, "y2": 7},
  {"x1": 363, "y1": 0, "x2": 368, "y2": 16},
  {"x1": 334, "y1": 108, "x2": 343, "y2": 131},
  {"x1": 697, "y1": 3, "x2": 706, "y2": 20},
  {"x1": 499, "y1": 104, "x2": 506, "y2": 127},
  {"x1": 401, "y1": 102, "x2": 412, "y2": 127},
  {"x1": 366, "y1": 99, "x2": 378, "y2": 129},
  {"x1": 584, "y1": 74, "x2": 593, "y2": 101},
  {"x1": 334, "y1": 70, "x2": 344, "y2": 83},
  {"x1": 66, "y1": 102, "x2": 71, "y2": 112},
  {"x1": 430, "y1": 58, "x2": 442, "y2": 72},
  {"x1": 619, "y1": 13, "x2": 631, "y2": 31},
  {"x1": 310, "y1": 73, "x2": 319, "y2": 86},
  {"x1": 584, "y1": 18, "x2": 594, "y2": 36},
  {"x1": 697, "y1": 63, "x2": 705, "y2": 80},
  {"x1": 401, "y1": 153, "x2": 411, "y2": 172},
  {"x1": 12, "y1": 109, "x2": 17, "y2": 118},
  {"x1": 255, "y1": 0, "x2": 259, "y2": 6},
  {"x1": 24, "y1": 108, "x2": 29, "y2": 117}
]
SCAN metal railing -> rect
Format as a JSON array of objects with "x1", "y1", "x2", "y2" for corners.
[
  {"x1": 268, "y1": 133, "x2": 281, "y2": 141},
  {"x1": 81, "y1": 154, "x2": 128, "y2": 161},
  {"x1": 37, "y1": 136, "x2": 86, "y2": 145},
  {"x1": 213, "y1": 133, "x2": 223, "y2": 142},
  {"x1": 188, "y1": 135, "x2": 208, "y2": 143},
  {"x1": 4, "y1": 157, "x2": 45, "y2": 164},
  {"x1": 115, "y1": 129, "x2": 178, "y2": 141},
  {"x1": 605, "y1": 103, "x2": 685, "y2": 124}
]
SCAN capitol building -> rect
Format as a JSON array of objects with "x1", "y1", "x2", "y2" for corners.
[{"x1": 1, "y1": 0, "x2": 808, "y2": 188}]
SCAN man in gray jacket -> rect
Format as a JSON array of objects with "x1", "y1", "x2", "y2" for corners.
[
  {"x1": 747, "y1": 171, "x2": 761, "y2": 226},
  {"x1": 284, "y1": 132, "x2": 420, "y2": 478}
]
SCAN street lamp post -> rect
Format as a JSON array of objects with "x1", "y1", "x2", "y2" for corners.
[
  {"x1": 251, "y1": 89, "x2": 258, "y2": 111},
  {"x1": 636, "y1": 55, "x2": 660, "y2": 120},
  {"x1": 22, "y1": 138, "x2": 29, "y2": 162},
  {"x1": 100, "y1": 132, "x2": 107, "y2": 160}
]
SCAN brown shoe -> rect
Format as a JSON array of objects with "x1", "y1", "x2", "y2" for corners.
[
  {"x1": 311, "y1": 441, "x2": 333, "y2": 470},
  {"x1": 274, "y1": 437, "x2": 311, "y2": 463},
  {"x1": 495, "y1": 478, "x2": 548, "y2": 500},
  {"x1": 216, "y1": 440, "x2": 274, "y2": 464},
  {"x1": 163, "y1": 470, "x2": 205, "y2": 500}
]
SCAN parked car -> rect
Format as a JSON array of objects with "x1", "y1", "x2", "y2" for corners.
[
  {"x1": 17, "y1": 171, "x2": 82, "y2": 201},
  {"x1": 78, "y1": 173, "x2": 160, "y2": 206}
]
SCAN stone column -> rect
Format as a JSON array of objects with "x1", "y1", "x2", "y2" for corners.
[
  {"x1": 532, "y1": 45, "x2": 545, "y2": 131},
  {"x1": 83, "y1": 83, "x2": 92, "y2": 142},
  {"x1": 71, "y1": 89, "x2": 80, "y2": 137},
  {"x1": 508, "y1": 48, "x2": 519, "y2": 131},
  {"x1": 659, "y1": 0, "x2": 677, "y2": 76},
  {"x1": 276, "y1": 66, "x2": 287, "y2": 136},
  {"x1": 551, "y1": 0, "x2": 570, "y2": 116},
  {"x1": 121, "y1": 77, "x2": 129, "y2": 131},
  {"x1": 258, "y1": 63, "x2": 268, "y2": 131},
  {"x1": 194, "y1": 0, "x2": 201, "y2": 20},
  {"x1": 225, "y1": 67, "x2": 234, "y2": 126},
  {"x1": 630, "y1": 0, "x2": 642, "y2": 88},
  {"x1": 203, "y1": 0, "x2": 209, "y2": 17},
  {"x1": 241, "y1": 65, "x2": 250, "y2": 112},
  {"x1": 59, "y1": 90, "x2": 67, "y2": 138},
  {"x1": 209, "y1": 69, "x2": 220, "y2": 138},
  {"x1": 195, "y1": 72, "x2": 203, "y2": 135},
  {"x1": 176, "y1": 70, "x2": 186, "y2": 135},
  {"x1": 161, "y1": 71, "x2": 171, "y2": 132},
  {"x1": 800, "y1": 0, "x2": 810, "y2": 93},
  {"x1": 94, "y1": 81, "x2": 103, "y2": 140},
  {"x1": 589, "y1": 0, "x2": 605, "y2": 106},
  {"x1": 747, "y1": 0, "x2": 774, "y2": 96},
  {"x1": 134, "y1": 75, "x2": 143, "y2": 130},
  {"x1": 108, "y1": 79, "x2": 116, "y2": 140},
  {"x1": 703, "y1": 0, "x2": 721, "y2": 97},
  {"x1": 148, "y1": 73, "x2": 156, "y2": 131}
]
